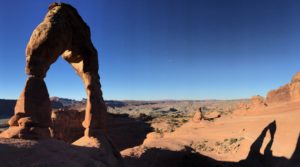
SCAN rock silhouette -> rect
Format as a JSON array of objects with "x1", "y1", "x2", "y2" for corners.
[{"x1": 1, "y1": 3, "x2": 107, "y2": 140}]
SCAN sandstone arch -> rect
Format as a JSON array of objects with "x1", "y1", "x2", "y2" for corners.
[{"x1": 1, "y1": 3, "x2": 107, "y2": 139}]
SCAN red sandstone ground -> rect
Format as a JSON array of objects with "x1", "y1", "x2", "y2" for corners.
[{"x1": 121, "y1": 100, "x2": 300, "y2": 166}]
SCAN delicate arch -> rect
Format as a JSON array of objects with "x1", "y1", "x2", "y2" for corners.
[{"x1": 2, "y1": 3, "x2": 107, "y2": 139}]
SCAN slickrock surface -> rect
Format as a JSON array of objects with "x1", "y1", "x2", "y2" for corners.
[
  {"x1": 122, "y1": 100, "x2": 300, "y2": 167},
  {"x1": 0, "y1": 138, "x2": 123, "y2": 167}
]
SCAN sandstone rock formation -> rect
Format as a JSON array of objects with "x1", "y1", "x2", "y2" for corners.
[
  {"x1": 0, "y1": 138, "x2": 123, "y2": 167},
  {"x1": 234, "y1": 96, "x2": 267, "y2": 115},
  {"x1": 204, "y1": 111, "x2": 221, "y2": 120},
  {"x1": 236, "y1": 72, "x2": 300, "y2": 110},
  {"x1": 291, "y1": 72, "x2": 300, "y2": 83},
  {"x1": 1, "y1": 3, "x2": 107, "y2": 139},
  {"x1": 289, "y1": 73, "x2": 300, "y2": 100},
  {"x1": 266, "y1": 84, "x2": 291, "y2": 104},
  {"x1": 0, "y1": 3, "x2": 124, "y2": 166},
  {"x1": 51, "y1": 109, "x2": 85, "y2": 143},
  {"x1": 192, "y1": 107, "x2": 222, "y2": 123},
  {"x1": 50, "y1": 108, "x2": 152, "y2": 151},
  {"x1": 266, "y1": 71, "x2": 300, "y2": 104},
  {"x1": 192, "y1": 107, "x2": 203, "y2": 123},
  {"x1": 250, "y1": 95, "x2": 267, "y2": 108}
]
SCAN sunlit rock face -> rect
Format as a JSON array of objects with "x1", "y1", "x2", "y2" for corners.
[
  {"x1": 266, "y1": 71, "x2": 300, "y2": 104},
  {"x1": 250, "y1": 95, "x2": 267, "y2": 108}
]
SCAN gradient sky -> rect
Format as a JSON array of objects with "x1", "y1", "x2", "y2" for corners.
[{"x1": 1, "y1": 0, "x2": 300, "y2": 100}]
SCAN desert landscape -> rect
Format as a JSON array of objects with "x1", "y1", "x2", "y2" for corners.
[
  {"x1": 0, "y1": 71, "x2": 300, "y2": 166},
  {"x1": 1, "y1": 1, "x2": 300, "y2": 167}
]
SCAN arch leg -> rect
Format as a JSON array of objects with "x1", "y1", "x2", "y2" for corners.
[
  {"x1": 67, "y1": 60, "x2": 107, "y2": 137},
  {"x1": 0, "y1": 12, "x2": 69, "y2": 139},
  {"x1": 82, "y1": 72, "x2": 107, "y2": 135}
]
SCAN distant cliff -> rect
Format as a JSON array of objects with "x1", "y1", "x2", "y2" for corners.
[
  {"x1": 0, "y1": 99, "x2": 16, "y2": 118},
  {"x1": 0, "y1": 98, "x2": 128, "y2": 119}
]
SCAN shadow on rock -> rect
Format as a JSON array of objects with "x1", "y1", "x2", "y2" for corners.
[
  {"x1": 0, "y1": 138, "x2": 123, "y2": 167},
  {"x1": 51, "y1": 109, "x2": 153, "y2": 151},
  {"x1": 106, "y1": 113, "x2": 153, "y2": 151}
]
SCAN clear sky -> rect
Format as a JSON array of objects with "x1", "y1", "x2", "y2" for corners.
[{"x1": 0, "y1": 0, "x2": 300, "y2": 100}]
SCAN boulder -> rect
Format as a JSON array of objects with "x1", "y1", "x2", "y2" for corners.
[
  {"x1": 192, "y1": 108, "x2": 203, "y2": 123},
  {"x1": 18, "y1": 117, "x2": 34, "y2": 127},
  {"x1": 205, "y1": 111, "x2": 221, "y2": 119},
  {"x1": 250, "y1": 95, "x2": 267, "y2": 108}
]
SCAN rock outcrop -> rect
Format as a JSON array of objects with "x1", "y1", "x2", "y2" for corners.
[
  {"x1": 266, "y1": 72, "x2": 300, "y2": 104},
  {"x1": 204, "y1": 111, "x2": 221, "y2": 120},
  {"x1": 290, "y1": 73, "x2": 300, "y2": 100},
  {"x1": 51, "y1": 109, "x2": 85, "y2": 143},
  {"x1": 1, "y1": 2, "x2": 107, "y2": 139},
  {"x1": 250, "y1": 95, "x2": 267, "y2": 108},
  {"x1": 50, "y1": 109, "x2": 152, "y2": 151},
  {"x1": 266, "y1": 84, "x2": 291, "y2": 104},
  {"x1": 0, "y1": 3, "x2": 123, "y2": 166},
  {"x1": 0, "y1": 138, "x2": 123, "y2": 167},
  {"x1": 192, "y1": 108, "x2": 203, "y2": 123},
  {"x1": 234, "y1": 96, "x2": 267, "y2": 115},
  {"x1": 192, "y1": 107, "x2": 221, "y2": 122}
]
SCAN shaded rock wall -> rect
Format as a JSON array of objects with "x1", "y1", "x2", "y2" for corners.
[{"x1": 51, "y1": 109, "x2": 153, "y2": 151}]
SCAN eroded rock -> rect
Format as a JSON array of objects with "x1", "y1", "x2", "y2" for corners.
[
  {"x1": 0, "y1": 2, "x2": 123, "y2": 166},
  {"x1": 2, "y1": 2, "x2": 107, "y2": 139},
  {"x1": 192, "y1": 108, "x2": 203, "y2": 123},
  {"x1": 266, "y1": 71, "x2": 300, "y2": 104},
  {"x1": 250, "y1": 95, "x2": 267, "y2": 108},
  {"x1": 51, "y1": 109, "x2": 85, "y2": 143}
]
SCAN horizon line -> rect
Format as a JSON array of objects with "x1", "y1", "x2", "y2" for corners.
[{"x1": 0, "y1": 97, "x2": 252, "y2": 101}]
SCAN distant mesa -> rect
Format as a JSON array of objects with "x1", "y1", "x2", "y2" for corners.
[{"x1": 0, "y1": 98, "x2": 130, "y2": 119}]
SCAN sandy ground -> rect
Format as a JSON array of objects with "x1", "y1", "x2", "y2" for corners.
[{"x1": 122, "y1": 100, "x2": 300, "y2": 166}]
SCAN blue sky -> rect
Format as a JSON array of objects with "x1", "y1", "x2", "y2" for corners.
[{"x1": 1, "y1": 0, "x2": 300, "y2": 100}]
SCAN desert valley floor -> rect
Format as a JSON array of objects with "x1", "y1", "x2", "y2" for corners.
[{"x1": 0, "y1": 97, "x2": 299, "y2": 167}]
